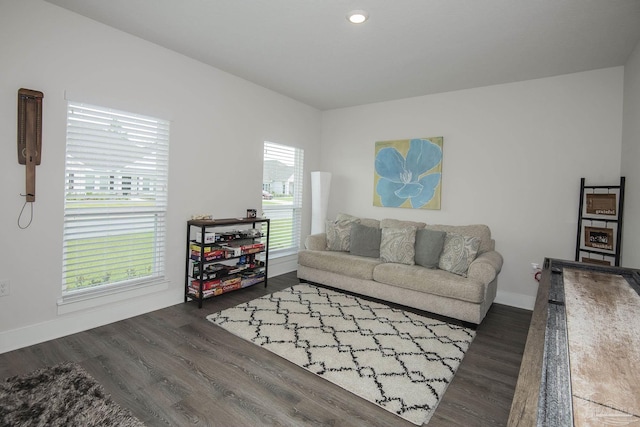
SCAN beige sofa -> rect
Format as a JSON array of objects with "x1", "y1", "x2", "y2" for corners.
[{"x1": 297, "y1": 216, "x2": 503, "y2": 325}]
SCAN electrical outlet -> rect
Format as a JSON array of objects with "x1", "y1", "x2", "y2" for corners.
[
  {"x1": 531, "y1": 263, "x2": 540, "y2": 273},
  {"x1": 0, "y1": 279, "x2": 10, "y2": 297}
]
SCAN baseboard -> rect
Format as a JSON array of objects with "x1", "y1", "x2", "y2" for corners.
[
  {"x1": 0, "y1": 291, "x2": 178, "y2": 355},
  {"x1": 2, "y1": 255, "x2": 300, "y2": 355},
  {"x1": 495, "y1": 290, "x2": 536, "y2": 310}
]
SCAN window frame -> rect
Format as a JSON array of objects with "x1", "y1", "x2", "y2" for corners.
[
  {"x1": 262, "y1": 141, "x2": 304, "y2": 258},
  {"x1": 60, "y1": 101, "x2": 170, "y2": 305}
]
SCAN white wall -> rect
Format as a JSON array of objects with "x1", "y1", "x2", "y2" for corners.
[
  {"x1": 0, "y1": 0, "x2": 321, "y2": 353},
  {"x1": 320, "y1": 68, "x2": 624, "y2": 309},
  {"x1": 621, "y1": 40, "x2": 640, "y2": 268},
  {"x1": 0, "y1": 0, "x2": 633, "y2": 353}
]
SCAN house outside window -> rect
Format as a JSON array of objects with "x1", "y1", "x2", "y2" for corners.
[
  {"x1": 62, "y1": 102, "x2": 169, "y2": 298},
  {"x1": 262, "y1": 141, "x2": 304, "y2": 257}
]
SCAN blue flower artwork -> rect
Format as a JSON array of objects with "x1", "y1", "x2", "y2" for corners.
[{"x1": 374, "y1": 137, "x2": 443, "y2": 209}]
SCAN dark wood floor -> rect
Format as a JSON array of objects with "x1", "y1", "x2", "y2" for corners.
[{"x1": 0, "y1": 272, "x2": 532, "y2": 426}]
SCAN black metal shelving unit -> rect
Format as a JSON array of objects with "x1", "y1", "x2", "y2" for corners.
[
  {"x1": 185, "y1": 217, "x2": 270, "y2": 308},
  {"x1": 575, "y1": 177, "x2": 625, "y2": 266}
]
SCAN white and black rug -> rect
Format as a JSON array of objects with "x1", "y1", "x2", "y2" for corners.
[
  {"x1": 207, "y1": 283, "x2": 475, "y2": 425},
  {"x1": 0, "y1": 362, "x2": 144, "y2": 427}
]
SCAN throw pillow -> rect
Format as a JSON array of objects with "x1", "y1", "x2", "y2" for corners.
[
  {"x1": 414, "y1": 228, "x2": 446, "y2": 268},
  {"x1": 380, "y1": 227, "x2": 417, "y2": 265},
  {"x1": 438, "y1": 233, "x2": 481, "y2": 277},
  {"x1": 349, "y1": 224, "x2": 382, "y2": 258},
  {"x1": 326, "y1": 219, "x2": 358, "y2": 251},
  {"x1": 380, "y1": 218, "x2": 426, "y2": 229},
  {"x1": 336, "y1": 212, "x2": 360, "y2": 222},
  {"x1": 337, "y1": 213, "x2": 380, "y2": 230}
]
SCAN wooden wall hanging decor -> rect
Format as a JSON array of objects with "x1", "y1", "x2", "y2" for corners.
[{"x1": 17, "y1": 88, "x2": 44, "y2": 202}]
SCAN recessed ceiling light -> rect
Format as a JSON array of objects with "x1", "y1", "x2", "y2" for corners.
[{"x1": 347, "y1": 10, "x2": 369, "y2": 24}]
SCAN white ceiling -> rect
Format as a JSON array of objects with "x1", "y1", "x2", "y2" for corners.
[{"x1": 45, "y1": 0, "x2": 640, "y2": 110}]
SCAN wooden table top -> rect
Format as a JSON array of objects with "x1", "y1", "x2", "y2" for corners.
[
  {"x1": 563, "y1": 268, "x2": 640, "y2": 426},
  {"x1": 508, "y1": 259, "x2": 640, "y2": 427}
]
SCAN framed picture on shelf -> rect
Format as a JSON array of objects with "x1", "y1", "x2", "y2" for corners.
[
  {"x1": 580, "y1": 256, "x2": 612, "y2": 266},
  {"x1": 586, "y1": 193, "x2": 617, "y2": 215},
  {"x1": 583, "y1": 226, "x2": 614, "y2": 251},
  {"x1": 575, "y1": 177, "x2": 624, "y2": 267}
]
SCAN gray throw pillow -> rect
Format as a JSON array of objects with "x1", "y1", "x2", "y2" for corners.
[
  {"x1": 349, "y1": 224, "x2": 382, "y2": 258},
  {"x1": 414, "y1": 229, "x2": 446, "y2": 268},
  {"x1": 380, "y1": 227, "x2": 417, "y2": 265},
  {"x1": 438, "y1": 233, "x2": 481, "y2": 277}
]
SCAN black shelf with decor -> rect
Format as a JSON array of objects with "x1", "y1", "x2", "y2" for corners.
[
  {"x1": 575, "y1": 177, "x2": 625, "y2": 267},
  {"x1": 185, "y1": 217, "x2": 269, "y2": 308}
]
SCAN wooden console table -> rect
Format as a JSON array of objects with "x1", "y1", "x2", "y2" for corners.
[{"x1": 508, "y1": 258, "x2": 640, "y2": 426}]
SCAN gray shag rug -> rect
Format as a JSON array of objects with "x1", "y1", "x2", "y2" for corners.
[
  {"x1": 208, "y1": 283, "x2": 475, "y2": 425},
  {"x1": 0, "y1": 362, "x2": 144, "y2": 427}
]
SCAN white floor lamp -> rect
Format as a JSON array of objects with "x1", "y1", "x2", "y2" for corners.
[{"x1": 311, "y1": 171, "x2": 332, "y2": 235}]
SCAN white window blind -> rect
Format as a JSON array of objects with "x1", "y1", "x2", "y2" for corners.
[
  {"x1": 262, "y1": 141, "x2": 304, "y2": 256},
  {"x1": 62, "y1": 102, "x2": 170, "y2": 295}
]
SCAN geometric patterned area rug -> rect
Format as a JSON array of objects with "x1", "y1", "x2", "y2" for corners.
[
  {"x1": 207, "y1": 283, "x2": 475, "y2": 425},
  {"x1": 0, "y1": 362, "x2": 144, "y2": 427}
]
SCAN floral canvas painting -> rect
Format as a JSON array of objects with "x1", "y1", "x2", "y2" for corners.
[{"x1": 374, "y1": 137, "x2": 443, "y2": 209}]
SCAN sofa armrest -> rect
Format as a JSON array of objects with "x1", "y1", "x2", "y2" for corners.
[
  {"x1": 305, "y1": 233, "x2": 327, "y2": 251},
  {"x1": 467, "y1": 250, "x2": 503, "y2": 284}
]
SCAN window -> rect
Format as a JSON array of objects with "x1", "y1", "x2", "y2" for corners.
[
  {"x1": 262, "y1": 141, "x2": 304, "y2": 257},
  {"x1": 62, "y1": 102, "x2": 169, "y2": 297}
]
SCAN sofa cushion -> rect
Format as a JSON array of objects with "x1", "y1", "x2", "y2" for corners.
[
  {"x1": 326, "y1": 218, "x2": 359, "y2": 251},
  {"x1": 380, "y1": 227, "x2": 417, "y2": 265},
  {"x1": 298, "y1": 250, "x2": 382, "y2": 281},
  {"x1": 438, "y1": 233, "x2": 481, "y2": 277},
  {"x1": 349, "y1": 224, "x2": 382, "y2": 258},
  {"x1": 414, "y1": 228, "x2": 446, "y2": 268},
  {"x1": 424, "y1": 224, "x2": 493, "y2": 253},
  {"x1": 372, "y1": 263, "x2": 485, "y2": 303}
]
